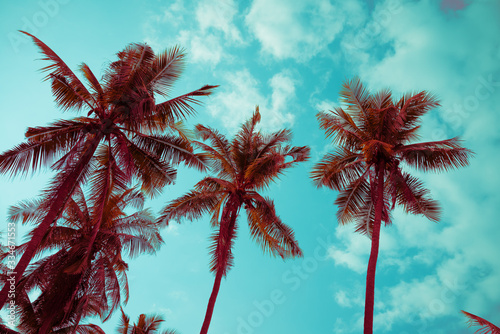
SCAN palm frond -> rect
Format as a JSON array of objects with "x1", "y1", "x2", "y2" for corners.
[
  {"x1": 20, "y1": 31, "x2": 94, "y2": 112},
  {"x1": 334, "y1": 170, "x2": 371, "y2": 225},
  {"x1": 149, "y1": 45, "x2": 186, "y2": 97},
  {"x1": 157, "y1": 189, "x2": 222, "y2": 225},
  {"x1": 339, "y1": 77, "x2": 370, "y2": 119},
  {"x1": 131, "y1": 132, "x2": 206, "y2": 171},
  {"x1": 462, "y1": 310, "x2": 500, "y2": 334},
  {"x1": 397, "y1": 137, "x2": 473, "y2": 172},
  {"x1": 316, "y1": 109, "x2": 364, "y2": 149},
  {"x1": 311, "y1": 147, "x2": 364, "y2": 191},
  {"x1": 245, "y1": 193, "x2": 302, "y2": 258},
  {"x1": 154, "y1": 85, "x2": 218, "y2": 120}
]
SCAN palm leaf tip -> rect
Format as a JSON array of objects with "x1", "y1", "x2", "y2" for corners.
[{"x1": 462, "y1": 310, "x2": 500, "y2": 333}]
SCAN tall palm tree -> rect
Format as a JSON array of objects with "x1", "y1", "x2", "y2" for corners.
[
  {"x1": 159, "y1": 108, "x2": 310, "y2": 334},
  {"x1": 7, "y1": 185, "x2": 163, "y2": 333},
  {"x1": 462, "y1": 310, "x2": 500, "y2": 334},
  {"x1": 311, "y1": 78, "x2": 472, "y2": 334},
  {"x1": 0, "y1": 31, "x2": 217, "y2": 308},
  {"x1": 116, "y1": 308, "x2": 177, "y2": 334}
]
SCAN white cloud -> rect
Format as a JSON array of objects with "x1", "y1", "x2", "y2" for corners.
[
  {"x1": 206, "y1": 69, "x2": 297, "y2": 131},
  {"x1": 179, "y1": 31, "x2": 224, "y2": 65},
  {"x1": 314, "y1": 99, "x2": 339, "y2": 113},
  {"x1": 245, "y1": 0, "x2": 365, "y2": 61},
  {"x1": 335, "y1": 288, "x2": 364, "y2": 308},
  {"x1": 164, "y1": 223, "x2": 180, "y2": 236},
  {"x1": 327, "y1": 226, "x2": 369, "y2": 274},
  {"x1": 195, "y1": 0, "x2": 242, "y2": 43},
  {"x1": 143, "y1": 0, "x2": 243, "y2": 67}
]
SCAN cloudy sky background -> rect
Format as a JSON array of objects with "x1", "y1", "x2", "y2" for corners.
[{"x1": 0, "y1": 0, "x2": 499, "y2": 333}]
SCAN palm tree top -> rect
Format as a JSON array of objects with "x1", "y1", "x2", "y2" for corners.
[
  {"x1": 160, "y1": 107, "x2": 309, "y2": 268},
  {"x1": 194, "y1": 107, "x2": 309, "y2": 191},
  {"x1": 311, "y1": 77, "x2": 473, "y2": 234}
]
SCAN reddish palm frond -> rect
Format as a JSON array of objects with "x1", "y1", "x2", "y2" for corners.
[
  {"x1": 0, "y1": 120, "x2": 90, "y2": 176},
  {"x1": 153, "y1": 85, "x2": 218, "y2": 121},
  {"x1": 311, "y1": 147, "x2": 364, "y2": 190},
  {"x1": 79, "y1": 63, "x2": 105, "y2": 112},
  {"x1": 8, "y1": 197, "x2": 46, "y2": 224},
  {"x1": 119, "y1": 137, "x2": 177, "y2": 196},
  {"x1": 20, "y1": 31, "x2": 94, "y2": 112},
  {"x1": 396, "y1": 91, "x2": 440, "y2": 129},
  {"x1": 339, "y1": 77, "x2": 371, "y2": 119},
  {"x1": 75, "y1": 324, "x2": 106, "y2": 334},
  {"x1": 335, "y1": 171, "x2": 371, "y2": 225},
  {"x1": 158, "y1": 189, "x2": 222, "y2": 225},
  {"x1": 116, "y1": 308, "x2": 176, "y2": 334},
  {"x1": 150, "y1": 45, "x2": 186, "y2": 97},
  {"x1": 371, "y1": 89, "x2": 393, "y2": 109},
  {"x1": 194, "y1": 140, "x2": 236, "y2": 179},
  {"x1": 316, "y1": 108, "x2": 364, "y2": 149},
  {"x1": 131, "y1": 133, "x2": 206, "y2": 171},
  {"x1": 462, "y1": 310, "x2": 500, "y2": 334},
  {"x1": 245, "y1": 193, "x2": 302, "y2": 258},
  {"x1": 397, "y1": 137, "x2": 473, "y2": 172},
  {"x1": 389, "y1": 170, "x2": 441, "y2": 222}
]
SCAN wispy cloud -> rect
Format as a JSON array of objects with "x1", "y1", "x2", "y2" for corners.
[
  {"x1": 206, "y1": 69, "x2": 297, "y2": 131},
  {"x1": 245, "y1": 0, "x2": 365, "y2": 61}
]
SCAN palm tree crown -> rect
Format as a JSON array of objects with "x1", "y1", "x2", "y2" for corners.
[
  {"x1": 8, "y1": 185, "x2": 162, "y2": 333},
  {"x1": 159, "y1": 108, "x2": 310, "y2": 334},
  {"x1": 116, "y1": 308, "x2": 177, "y2": 334},
  {"x1": 311, "y1": 78, "x2": 473, "y2": 334}
]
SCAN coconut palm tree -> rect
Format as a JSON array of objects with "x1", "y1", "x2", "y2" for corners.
[
  {"x1": 311, "y1": 78, "x2": 472, "y2": 334},
  {"x1": 159, "y1": 108, "x2": 310, "y2": 334},
  {"x1": 462, "y1": 310, "x2": 500, "y2": 334},
  {"x1": 116, "y1": 308, "x2": 177, "y2": 334},
  {"x1": 6, "y1": 185, "x2": 162, "y2": 333},
  {"x1": 0, "y1": 31, "x2": 216, "y2": 308}
]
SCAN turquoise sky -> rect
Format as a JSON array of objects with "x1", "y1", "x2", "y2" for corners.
[{"x1": 1, "y1": 0, "x2": 499, "y2": 333}]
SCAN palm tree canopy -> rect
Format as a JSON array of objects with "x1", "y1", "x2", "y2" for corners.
[
  {"x1": 6, "y1": 185, "x2": 162, "y2": 333},
  {"x1": 311, "y1": 78, "x2": 473, "y2": 236},
  {"x1": 159, "y1": 108, "x2": 310, "y2": 275},
  {"x1": 117, "y1": 307, "x2": 177, "y2": 334},
  {"x1": 0, "y1": 31, "x2": 217, "y2": 196},
  {"x1": 462, "y1": 310, "x2": 500, "y2": 334}
]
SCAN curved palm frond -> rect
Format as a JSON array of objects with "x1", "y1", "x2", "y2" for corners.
[{"x1": 462, "y1": 310, "x2": 500, "y2": 334}]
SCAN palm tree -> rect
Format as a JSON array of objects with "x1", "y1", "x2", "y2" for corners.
[
  {"x1": 0, "y1": 31, "x2": 217, "y2": 308},
  {"x1": 159, "y1": 108, "x2": 310, "y2": 334},
  {"x1": 7, "y1": 185, "x2": 163, "y2": 333},
  {"x1": 462, "y1": 310, "x2": 500, "y2": 334},
  {"x1": 116, "y1": 308, "x2": 177, "y2": 334},
  {"x1": 311, "y1": 78, "x2": 472, "y2": 334}
]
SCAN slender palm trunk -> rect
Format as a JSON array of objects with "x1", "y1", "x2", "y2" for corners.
[
  {"x1": 200, "y1": 196, "x2": 240, "y2": 334},
  {"x1": 0, "y1": 136, "x2": 101, "y2": 309},
  {"x1": 363, "y1": 161, "x2": 385, "y2": 334},
  {"x1": 200, "y1": 269, "x2": 224, "y2": 334}
]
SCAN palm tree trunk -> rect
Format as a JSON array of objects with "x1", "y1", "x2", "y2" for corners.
[
  {"x1": 0, "y1": 136, "x2": 101, "y2": 309},
  {"x1": 200, "y1": 269, "x2": 224, "y2": 334},
  {"x1": 200, "y1": 195, "x2": 240, "y2": 334},
  {"x1": 363, "y1": 161, "x2": 385, "y2": 334},
  {"x1": 64, "y1": 172, "x2": 111, "y2": 322}
]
